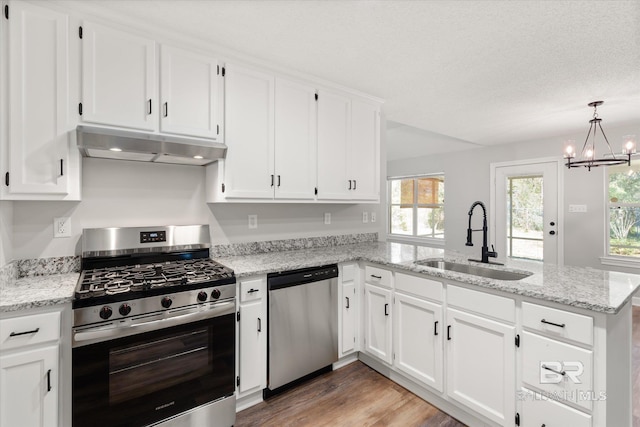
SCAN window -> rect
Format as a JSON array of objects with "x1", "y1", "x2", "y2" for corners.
[
  {"x1": 607, "y1": 163, "x2": 640, "y2": 259},
  {"x1": 506, "y1": 175, "x2": 544, "y2": 261},
  {"x1": 389, "y1": 175, "x2": 444, "y2": 240}
]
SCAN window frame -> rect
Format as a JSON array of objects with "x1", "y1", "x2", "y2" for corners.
[
  {"x1": 387, "y1": 173, "x2": 445, "y2": 246},
  {"x1": 601, "y1": 163, "x2": 640, "y2": 269}
]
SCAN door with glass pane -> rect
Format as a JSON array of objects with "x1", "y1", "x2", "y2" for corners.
[{"x1": 493, "y1": 161, "x2": 559, "y2": 264}]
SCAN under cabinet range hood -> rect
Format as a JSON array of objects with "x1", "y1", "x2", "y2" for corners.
[{"x1": 76, "y1": 125, "x2": 227, "y2": 166}]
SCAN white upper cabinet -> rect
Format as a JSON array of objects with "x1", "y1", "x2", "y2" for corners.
[
  {"x1": 222, "y1": 63, "x2": 275, "y2": 199},
  {"x1": 317, "y1": 89, "x2": 351, "y2": 200},
  {"x1": 81, "y1": 21, "x2": 157, "y2": 131},
  {"x1": 1, "y1": 1, "x2": 81, "y2": 200},
  {"x1": 350, "y1": 99, "x2": 380, "y2": 200},
  {"x1": 159, "y1": 45, "x2": 222, "y2": 140},
  {"x1": 317, "y1": 89, "x2": 380, "y2": 202},
  {"x1": 274, "y1": 78, "x2": 317, "y2": 200}
]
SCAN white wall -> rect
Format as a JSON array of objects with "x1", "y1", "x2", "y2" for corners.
[
  {"x1": 387, "y1": 123, "x2": 639, "y2": 271},
  {"x1": 0, "y1": 200, "x2": 12, "y2": 266},
  {"x1": 11, "y1": 157, "x2": 383, "y2": 260}
]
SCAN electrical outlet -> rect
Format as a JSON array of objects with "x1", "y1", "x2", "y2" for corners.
[
  {"x1": 324, "y1": 213, "x2": 331, "y2": 225},
  {"x1": 362, "y1": 211, "x2": 369, "y2": 223},
  {"x1": 53, "y1": 217, "x2": 71, "y2": 238},
  {"x1": 248, "y1": 214, "x2": 258, "y2": 229},
  {"x1": 371, "y1": 212, "x2": 377, "y2": 223}
]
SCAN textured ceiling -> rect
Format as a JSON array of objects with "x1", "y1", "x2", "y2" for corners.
[{"x1": 72, "y1": 0, "x2": 640, "y2": 158}]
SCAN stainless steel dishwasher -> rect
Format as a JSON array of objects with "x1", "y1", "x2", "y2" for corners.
[{"x1": 265, "y1": 264, "x2": 339, "y2": 396}]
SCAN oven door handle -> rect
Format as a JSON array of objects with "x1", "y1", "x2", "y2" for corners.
[{"x1": 74, "y1": 301, "x2": 236, "y2": 344}]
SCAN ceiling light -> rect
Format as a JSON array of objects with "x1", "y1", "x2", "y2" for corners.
[
  {"x1": 109, "y1": 147, "x2": 122, "y2": 152},
  {"x1": 564, "y1": 101, "x2": 635, "y2": 171},
  {"x1": 193, "y1": 155, "x2": 203, "y2": 159}
]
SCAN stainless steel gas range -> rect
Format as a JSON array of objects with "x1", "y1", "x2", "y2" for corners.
[{"x1": 71, "y1": 225, "x2": 236, "y2": 427}]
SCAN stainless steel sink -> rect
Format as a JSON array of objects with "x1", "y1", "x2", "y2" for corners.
[{"x1": 415, "y1": 259, "x2": 532, "y2": 281}]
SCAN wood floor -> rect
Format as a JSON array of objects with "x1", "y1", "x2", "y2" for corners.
[{"x1": 238, "y1": 306, "x2": 640, "y2": 427}]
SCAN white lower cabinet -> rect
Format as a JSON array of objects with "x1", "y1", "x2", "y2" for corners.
[
  {"x1": 520, "y1": 388, "x2": 592, "y2": 427},
  {"x1": 339, "y1": 263, "x2": 358, "y2": 357},
  {"x1": 393, "y1": 291, "x2": 443, "y2": 392},
  {"x1": 0, "y1": 345, "x2": 58, "y2": 427},
  {"x1": 0, "y1": 308, "x2": 64, "y2": 427},
  {"x1": 237, "y1": 277, "x2": 267, "y2": 395},
  {"x1": 363, "y1": 282, "x2": 392, "y2": 364},
  {"x1": 445, "y1": 306, "x2": 516, "y2": 426}
]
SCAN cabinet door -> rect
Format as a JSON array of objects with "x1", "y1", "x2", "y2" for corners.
[
  {"x1": 6, "y1": 2, "x2": 71, "y2": 195},
  {"x1": 273, "y1": 78, "x2": 317, "y2": 200},
  {"x1": 238, "y1": 301, "x2": 266, "y2": 394},
  {"x1": 81, "y1": 21, "x2": 156, "y2": 131},
  {"x1": 446, "y1": 307, "x2": 515, "y2": 426},
  {"x1": 364, "y1": 283, "x2": 392, "y2": 364},
  {"x1": 160, "y1": 45, "x2": 221, "y2": 140},
  {"x1": 223, "y1": 63, "x2": 274, "y2": 199},
  {"x1": 341, "y1": 280, "x2": 357, "y2": 356},
  {"x1": 0, "y1": 345, "x2": 58, "y2": 427},
  {"x1": 350, "y1": 99, "x2": 380, "y2": 201},
  {"x1": 316, "y1": 89, "x2": 350, "y2": 200},
  {"x1": 394, "y1": 292, "x2": 443, "y2": 392}
]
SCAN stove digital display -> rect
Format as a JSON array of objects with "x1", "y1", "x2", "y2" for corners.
[{"x1": 140, "y1": 231, "x2": 166, "y2": 243}]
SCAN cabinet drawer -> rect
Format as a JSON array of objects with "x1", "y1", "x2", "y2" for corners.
[
  {"x1": 520, "y1": 388, "x2": 591, "y2": 427},
  {"x1": 395, "y1": 273, "x2": 442, "y2": 302},
  {"x1": 0, "y1": 311, "x2": 61, "y2": 351},
  {"x1": 447, "y1": 285, "x2": 515, "y2": 323},
  {"x1": 521, "y1": 331, "x2": 593, "y2": 411},
  {"x1": 522, "y1": 302, "x2": 593, "y2": 346},
  {"x1": 240, "y1": 277, "x2": 266, "y2": 303},
  {"x1": 364, "y1": 266, "x2": 392, "y2": 288}
]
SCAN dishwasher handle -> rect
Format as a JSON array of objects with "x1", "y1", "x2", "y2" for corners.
[{"x1": 268, "y1": 264, "x2": 338, "y2": 290}]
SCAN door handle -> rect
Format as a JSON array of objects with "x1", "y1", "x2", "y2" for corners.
[
  {"x1": 447, "y1": 325, "x2": 452, "y2": 340},
  {"x1": 348, "y1": 180, "x2": 352, "y2": 190},
  {"x1": 353, "y1": 179, "x2": 357, "y2": 190},
  {"x1": 148, "y1": 99, "x2": 152, "y2": 115},
  {"x1": 277, "y1": 175, "x2": 281, "y2": 187},
  {"x1": 434, "y1": 321, "x2": 438, "y2": 336},
  {"x1": 164, "y1": 102, "x2": 168, "y2": 117},
  {"x1": 257, "y1": 317, "x2": 262, "y2": 332},
  {"x1": 247, "y1": 288, "x2": 259, "y2": 294},
  {"x1": 46, "y1": 369, "x2": 52, "y2": 392},
  {"x1": 271, "y1": 174, "x2": 274, "y2": 187},
  {"x1": 345, "y1": 297, "x2": 350, "y2": 309},
  {"x1": 370, "y1": 274, "x2": 382, "y2": 279},
  {"x1": 9, "y1": 327, "x2": 40, "y2": 337},
  {"x1": 384, "y1": 303, "x2": 389, "y2": 316}
]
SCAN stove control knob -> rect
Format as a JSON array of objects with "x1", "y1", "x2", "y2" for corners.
[
  {"x1": 197, "y1": 291, "x2": 208, "y2": 302},
  {"x1": 161, "y1": 297, "x2": 173, "y2": 309},
  {"x1": 119, "y1": 303, "x2": 131, "y2": 316},
  {"x1": 211, "y1": 289, "x2": 221, "y2": 300},
  {"x1": 99, "y1": 306, "x2": 113, "y2": 320}
]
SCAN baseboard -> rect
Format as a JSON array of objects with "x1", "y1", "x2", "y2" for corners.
[
  {"x1": 235, "y1": 390, "x2": 263, "y2": 413},
  {"x1": 333, "y1": 352, "x2": 358, "y2": 370}
]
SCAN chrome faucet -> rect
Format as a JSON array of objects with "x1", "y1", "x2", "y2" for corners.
[{"x1": 466, "y1": 201, "x2": 500, "y2": 264}]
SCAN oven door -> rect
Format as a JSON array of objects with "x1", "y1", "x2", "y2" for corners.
[{"x1": 72, "y1": 303, "x2": 235, "y2": 427}]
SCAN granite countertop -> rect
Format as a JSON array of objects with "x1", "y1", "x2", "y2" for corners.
[
  {"x1": 215, "y1": 241, "x2": 640, "y2": 314},
  {"x1": 1, "y1": 241, "x2": 638, "y2": 315},
  {"x1": 0, "y1": 273, "x2": 79, "y2": 313}
]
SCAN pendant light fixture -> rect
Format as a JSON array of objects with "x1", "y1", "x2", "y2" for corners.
[{"x1": 563, "y1": 101, "x2": 636, "y2": 171}]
